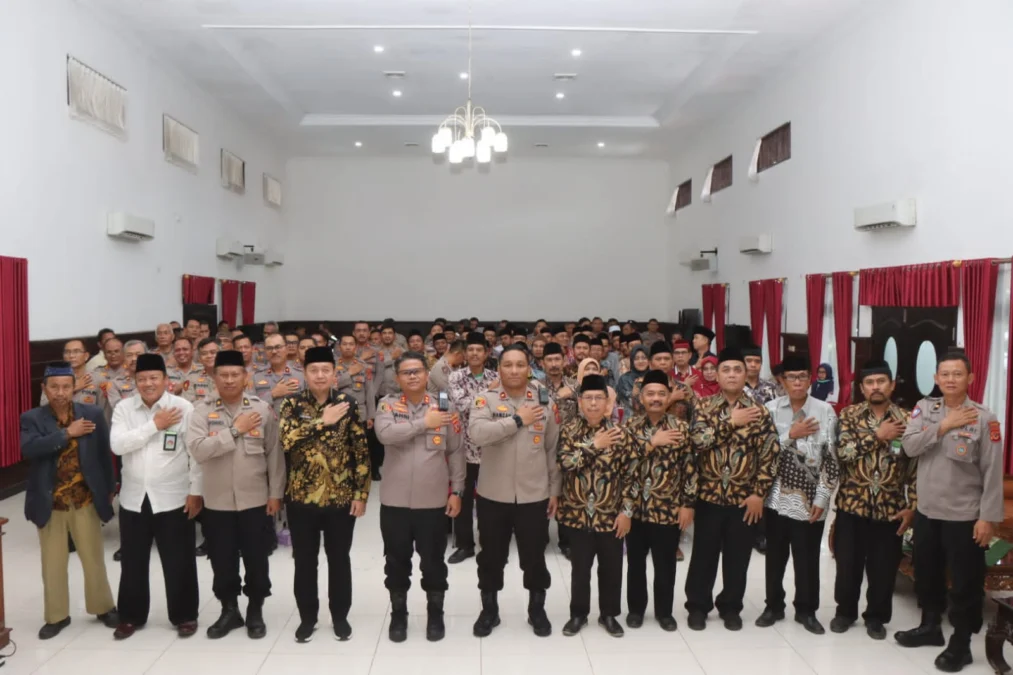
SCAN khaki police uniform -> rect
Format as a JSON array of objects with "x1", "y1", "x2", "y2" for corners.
[
  {"x1": 40, "y1": 370, "x2": 111, "y2": 419},
  {"x1": 374, "y1": 392, "x2": 465, "y2": 594},
  {"x1": 167, "y1": 363, "x2": 202, "y2": 397},
  {"x1": 427, "y1": 355, "x2": 457, "y2": 394},
  {"x1": 468, "y1": 380, "x2": 561, "y2": 593},
  {"x1": 180, "y1": 370, "x2": 218, "y2": 405},
  {"x1": 251, "y1": 365, "x2": 306, "y2": 412},
  {"x1": 335, "y1": 357, "x2": 372, "y2": 420},
  {"x1": 105, "y1": 374, "x2": 138, "y2": 410},
  {"x1": 149, "y1": 346, "x2": 177, "y2": 369},
  {"x1": 365, "y1": 345, "x2": 402, "y2": 477},
  {"x1": 188, "y1": 394, "x2": 285, "y2": 605}
]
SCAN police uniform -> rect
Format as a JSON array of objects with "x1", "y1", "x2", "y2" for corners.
[
  {"x1": 898, "y1": 395, "x2": 1004, "y2": 655},
  {"x1": 167, "y1": 363, "x2": 202, "y2": 397},
  {"x1": 92, "y1": 363, "x2": 125, "y2": 385},
  {"x1": 40, "y1": 370, "x2": 111, "y2": 420},
  {"x1": 105, "y1": 374, "x2": 138, "y2": 410},
  {"x1": 251, "y1": 365, "x2": 306, "y2": 412},
  {"x1": 468, "y1": 380, "x2": 561, "y2": 635},
  {"x1": 426, "y1": 355, "x2": 456, "y2": 394},
  {"x1": 365, "y1": 345, "x2": 401, "y2": 477},
  {"x1": 149, "y1": 346, "x2": 177, "y2": 369},
  {"x1": 335, "y1": 357, "x2": 372, "y2": 421},
  {"x1": 374, "y1": 391, "x2": 465, "y2": 640},
  {"x1": 180, "y1": 370, "x2": 218, "y2": 405}
]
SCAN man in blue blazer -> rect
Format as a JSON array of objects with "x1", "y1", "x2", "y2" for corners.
[{"x1": 21, "y1": 361, "x2": 119, "y2": 639}]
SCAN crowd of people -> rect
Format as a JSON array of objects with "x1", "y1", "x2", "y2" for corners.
[{"x1": 18, "y1": 315, "x2": 1005, "y2": 673}]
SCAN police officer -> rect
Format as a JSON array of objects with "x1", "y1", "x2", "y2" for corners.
[
  {"x1": 468, "y1": 344, "x2": 561, "y2": 638},
  {"x1": 366, "y1": 322, "x2": 403, "y2": 481},
  {"x1": 166, "y1": 336, "x2": 202, "y2": 396},
  {"x1": 334, "y1": 332, "x2": 372, "y2": 420},
  {"x1": 895, "y1": 351, "x2": 1004, "y2": 672},
  {"x1": 181, "y1": 338, "x2": 220, "y2": 406},
  {"x1": 427, "y1": 339, "x2": 465, "y2": 394},
  {"x1": 107, "y1": 340, "x2": 148, "y2": 409},
  {"x1": 374, "y1": 351, "x2": 465, "y2": 643},
  {"x1": 41, "y1": 340, "x2": 110, "y2": 420},
  {"x1": 187, "y1": 350, "x2": 284, "y2": 640},
  {"x1": 252, "y1": 333, "x2": 305, "y2": 412}
]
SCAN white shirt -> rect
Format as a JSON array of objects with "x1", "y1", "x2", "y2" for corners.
[{"x1": 110, "y1": 390, "x2": 202, "y2": 514}]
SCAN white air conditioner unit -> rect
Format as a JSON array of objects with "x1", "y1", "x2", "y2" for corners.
[
  {"x1": 688, "y1": 258, "x2": 713, "y2": 272},
  {"x1": 242, "y1": 247, "x2": 266, "y2": 265},
  {"x1": 739, "y1": 233, "x2": 773, "y2": 254},
  {"x1": 106, "y1": 212, "x2": 154, "y2": 241},
  {"x1": 265, "y1": 250, "x2": 284, "y2": 266},
  {"x1": 854, "y1": 198, "x2": 917, "y2": 231},
  {"x1": 215, "y1": 237, "x2": 243, "y2": 259}
]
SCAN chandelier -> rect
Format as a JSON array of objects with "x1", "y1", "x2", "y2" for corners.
[{"x1": 431, "y1": 1, "x2": 507, "y2": 165}]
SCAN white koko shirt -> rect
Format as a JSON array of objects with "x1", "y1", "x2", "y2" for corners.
[{"x1": 110, "y1": 390, "x2": 202, "y2": 513}]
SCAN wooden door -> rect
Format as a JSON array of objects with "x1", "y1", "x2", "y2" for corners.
[{"x1": 871, "y1": 307, "x2": 957, "y2": 409}]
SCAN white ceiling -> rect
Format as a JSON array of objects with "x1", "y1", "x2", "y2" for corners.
[{"x1": 81, "y1": 0, "x2": 871, "y2": 158}]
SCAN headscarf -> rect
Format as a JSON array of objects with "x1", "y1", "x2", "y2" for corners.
[
  {"x1": 616, "y1": 345, "x2": 649, "y2": 410},
  {"x1": 694, "y1": 355, "x2": 721, "y2": 398},
  {"x1": 810, "y1": 362, "x2": 835, "y2": 401},
  {"x1": 576, "y1": 358, "x2": 617, "y2": 418}
]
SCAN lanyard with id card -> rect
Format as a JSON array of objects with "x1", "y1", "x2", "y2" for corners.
[{"x1": 163, "y1": 431, "x2": 178, "y2": 452}]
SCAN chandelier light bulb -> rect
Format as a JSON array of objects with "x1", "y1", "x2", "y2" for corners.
[
  {"x1": 476, "y1": 141, "x2": 492, "y2": 164},
  {"x1": 493, "y1": 132, "x2": 508, "y2": 153},
  {"x1": 480, "y1": 126, "x2": 496, "y2": 144},
  {"x1": 461, "y1": 136, "x2": 476, "y2": 159},
  {"x1": 431, "y1": 133, "x2": 446, "y2": 154},
  {"x1": 438, "y1": 127, "x2": 453, "y2": 147},
  {"x1": 449, "y1": 141, "x2": 463, "y2": 164}
]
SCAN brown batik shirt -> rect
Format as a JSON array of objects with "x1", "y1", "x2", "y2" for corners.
[
  {"x1": 836, "y1": 401, "x2": 917, "y2": 522},
  {"x1": 556, "y1": 416, "x2": 637, "y2": 532},
  {"x1": 624, "y1": 413, "x2": 696, "y2": 525},
  {"x1": 52, "y1": 411, "x2": 93, "y2": 511}
]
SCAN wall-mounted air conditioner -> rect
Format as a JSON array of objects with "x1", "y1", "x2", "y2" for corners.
[
  {"x1": 242, "y1": 246, "x2": 265, "y2": 265},
  {"x1": 265, "y1": 250, "x2": 284, "y2": 267},
  {"x1": 739, "y1": 234, "x2": 773, "y2": 254},
  {"x1": 215, "y1": 238, "x2": 243, "y2": 259},
  {"x1": 854, "y1": 198, "x2": 917, "y2": 231},
  {"x1": 106, "y1": 212, "x2": 154, "y2": 241},
  {"x1": 679, "y1": 247, "x2": 718, "y2": 273}
]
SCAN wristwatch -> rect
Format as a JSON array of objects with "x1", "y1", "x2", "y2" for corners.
[
  {"x1": 229, "y1": 426, "x2": 241, "y2": 439},
  {"x1": 451, "y1": 490, "x2": 464, "y2": 498},
  {"x1": 512, "y1": 414, "x2": 524, "y2": 429}
]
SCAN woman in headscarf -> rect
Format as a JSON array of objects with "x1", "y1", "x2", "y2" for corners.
[
  {"x1": 810, "y1": 362, "x2": 835, "y2": 401},
  {"x1": 576, "y1": 358, "x2": 619, "y2": 422},
  {"x1": 616, "y1": 345, "x2": 649, "y2": 412},
  {"x1": 692, "y1": 355, "x2": 721, "y2": 398}
]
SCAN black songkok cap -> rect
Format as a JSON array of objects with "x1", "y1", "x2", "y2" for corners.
[
  {"x1": 641, "y1": 369, "x2": 671, "y2": 390},
  {"x1": 542, "y1": 342, "x2": 563, "y2": 357},
  {"x1": 135, "y1": 353, "x2": 166, "y2": 374},
  {"x1": 572, "y1": 334, "x2": 591, "y2": 346},
  {"x1": 304, "y1": 347, "x2": 335, "y2": 366},
  {"x1": 860, "y1": 359, "x2": 893, "y2": 380},
  {"x1": 466, "y1": 332, "x2": 488, "y2": 346},
  {"x1": 717, "y1": 348, "x2": 745, "y2": 365},
  {"x1": 432, "y1": 332, "x2": 447, "y2": 342},
  {"x1": 741, "y1": 345, "x2": 762, "y2": 358},
  {"x1": 214, "y1": 350, "x2": 245, "y2": 368},
  {"x1": 650, "y1": 341, "x2": 673, "y2": 357},
  {"x1": 580, "y1": 374, "x2": 607, "y2": 393},
  {"x1": 780, "y1": 354, "x2": 809, "y2": 373},
  {"x1": 692, "y1": 326, "x2": 716, "y2": 341}
]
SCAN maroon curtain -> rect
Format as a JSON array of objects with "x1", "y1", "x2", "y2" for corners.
[
  {"x1": 961, "y1": 259, "x2": 998, "y2": 403},
  {"x1": 832, "y1": 271, "x2": 855, "y2": 411},
  {"x1": 806, "y1": 274, "x2": 826, "y2": 379},
  {"x1": 764, "y1": 279, "x2": 784, "y2": 367},
  {"x1": 240, "y1": 281, "x2": 256, "y2": 326},
  {"x1": 701, "y1": 285, "x2": 715, "y2": 330},
  {"x1": 1006, "y1": 267, "x2": 1013, "y2": 473},
  {"x1": 859, "y1": 262, "x2": 960, "y2": 307},
  {"x1": 220, "y1": 280, "x2": 240, "y2": 328},
  {"x1": 182, "y1": 274, "x2": 215, "y2": 304},
  {"x1": 0, "y1": 256, "x2": 31, "y2": 468},
  {"x1": 748, "y1": 280, "x2": 765, "y2": 347},
  {"x1": 713, "y1": 284, "x2": 727, "y2": 351}
]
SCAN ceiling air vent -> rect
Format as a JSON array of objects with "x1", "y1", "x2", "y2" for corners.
[
  {"x1": 404, "y1": 142, "x2": 420, "y2": 147},
  {"x1": 383, "y1": 71, "x2": 406, "y2": 80},
  {"x1": 534, "y1": 143, "x2": 550, "y2": 148},
  {"x1": 553, "y1": 73, "x2": 578, "y2": 82}
]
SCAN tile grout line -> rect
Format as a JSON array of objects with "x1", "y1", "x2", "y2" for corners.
[{"x1": 366, "y1": 599, "x2": 390, "y2": 675}]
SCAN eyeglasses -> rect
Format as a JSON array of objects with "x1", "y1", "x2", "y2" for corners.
[
  {"x1": 285, "y1": 339, "x2": 299, "y2": 345},
  {"x1": 581, "y1": 395, "x2": 607, "y2": 403},
  {"x1": 398, "y1": 368, "x2": 424, "y2": 378},
  {"x1": 784, "y1": 373, "x2": 810, "y2": 382},
  {"x1": 265, "y1": 345, "x2": 285, "y2": 352}
]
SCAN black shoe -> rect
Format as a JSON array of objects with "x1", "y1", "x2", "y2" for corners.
[
  {"x1": 755, "y1": 609, "x2": 785, "y2": 628},
  {"x1": 473, "y1": 591, "x2": 501, "y2": 637},
  {"x1": 722, "y1": 614, "x2": 743, "y2": 631},
  {"x1": 934, "y1": 634, "x2": 973, "y2": 673},
  {"x1": 626, "y1": 613, "x2": 644, "y2": 629},
  {"x1": 333, "y1": 618, "x2": 352, "y2": 641},
  {"x1": 527, "y1": 590, "x2": 552, "y2": 637},
  {"x1": 195, "y1": 541, "x2": 208, "y2": 557},
  {"x1": 294, "y1": 620, "x2": 315, "y2": 643},
  {"x1": 206, "y1": 600, "x2": 245, "y2": 639},
  {"x1": 865, "y1": 620, "x2": 886, "y2": 641},
  {"x1": 754, "y1": 535, "x2": 767, "y2": 554},
  {"x1": 894, "y1": 612, "x2": 945, "y2": 648},
  {"x1": 559, "y1": 545, "x2": 571, "y2": 560},
  {"x1": 448, "y1": 547, "x2": 475, "y2": 564},
  {"x1": 97, "y1": 610, "x2": 119, "y2": 629},
  {"x1": 426, "y1": 591, "x2": 446, "y2": 642},
  {"x1": 795, "y1": 613, "x2": 825, "y2": 635},
  {"x1": 38, "y1": 616, "x2": 71, "y2": 640},
  {"x1": 687, "y1": 611, "x2": 707, "y2": 631},
  {"x1": 829, "y1": 616, "x2": 853, "y2": 634},
  {"x1": 562, "y1": 615, "x2": 587, "y2": 636},
  {"x1": 658, "y1": 616, "x2": 679, "y2": 632},
  {"x1": 371, "y1": 467, "x2": 382, "y2": 481},
  {"x1": 113, "y1": 548, "x2": 122, "y2": 562},
  {"x1": 389, "y1": 591, "x2": 408, "y2": 643},
  {"x1": 598, "y1": 616, "x2": 624, "y2": 638},
  {"x1": 246, "y1": 599, "x2": 266, "y2": 639}
]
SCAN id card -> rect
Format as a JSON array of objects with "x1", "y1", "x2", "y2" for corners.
[
  {"x1": 890, "y1": 439, "x2": 902, "y2": 456},
  {"x1": 163, "y1": 431, "x2": 178, "y2": 452}
]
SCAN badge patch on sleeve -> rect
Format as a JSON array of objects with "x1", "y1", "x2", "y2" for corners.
[
  {"x1": 990, "y1": 420, "x2": 1002, "y2": 443},
  {"x1": 475, "y1": 396, "x2": 487, "y2": 408},
  {"x1": 378, "y1": 401, "x2": 391, "y2": 413},
  {"x1": 911, "y1": 406, "x2": 921, "y2": 419}
]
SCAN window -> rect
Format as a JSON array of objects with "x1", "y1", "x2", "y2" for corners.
[
  {"x1": 674, "y1": 179, "x2": 691, "y2": 211},
  {"x1": 711, "y1": 156, "x2": 733, "y2": 193},
  {"x1": 757, "y1": 122, "x2": 791, "y2": 173}
]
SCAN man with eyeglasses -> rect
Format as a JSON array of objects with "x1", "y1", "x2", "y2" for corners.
[
  {"x1": 252, "y1": 333, "x2": 305, "y2": 413},
  {"x1": 375, "y1": 351, "x2": 464, "y2": 643},
  {"x1": 43, "y1": 340, "x2": 110, "y2": 419},
  {"x1": 755, "y1": 355, "x2": 839, "y2": 636},
  {"x1": 282, "y1": 332, "x2": 302, "y2": 369}
]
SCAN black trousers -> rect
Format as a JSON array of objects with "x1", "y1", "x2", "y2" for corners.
[
  {"x1": 913, "y1": 512, "x2": 986, "y2": 635},
  {"x1": 684, "y1": 500, "x2": 755, "y2": 616},
  {"x1": 833, "y1": 510, "x2": 903, "y2": 623},
  {"x1": 558, "y1": 522, "x2": 571, "y2": 549},
  {"x1": 763, "y1": 508, "x2": 825, "y2": 615},
  {"x1": 288, "y1": 502, "x2": 357, "y2": 623},
  {"x1": 203, "y1": 506, "x2": 272, "y2": 602},
  {"x1": 368, "y1": 405, "x2": 385, "y2": 469},
  {"x1": 626, "y1": 519, "x2": 680, "y2": 618},
  {"x1": 453, "y1": 463, "x2": 480, "y2": 549},
  {"x1": 569, "y1": 528, "x2": 623, "y2": 618},
  {"x1": 476, "y1": 496, "x2": 551, "y2": 592},
  {"x1": 117, "y1": 497, "x2": 198, "y2": 626},
  {"x1": 380, "y1": 505, "x2": 449, "y2": 593}
]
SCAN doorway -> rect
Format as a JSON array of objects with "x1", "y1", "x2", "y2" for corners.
[{"x1": 870, "y1": 307, "x2": 958, "y2": 409}]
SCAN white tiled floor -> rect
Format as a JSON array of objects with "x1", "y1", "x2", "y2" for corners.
[{"x1": 0, "y1": 488, "x2": 1001, "y2": 674}]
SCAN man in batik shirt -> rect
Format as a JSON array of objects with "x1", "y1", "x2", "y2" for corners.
[{"x1": 743, "y1": 346, "x2": 778, "y2": 405}]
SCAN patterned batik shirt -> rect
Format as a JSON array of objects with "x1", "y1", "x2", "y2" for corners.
[
  {"x1": 690, "y1": 393, "x2": 780, "y2": 506},
  {"x1": 540, "y1": 375, "x2": 579, "y2": 427},
  {"x1": 745, "y1": 378, "x2": 779, "y2": 406},
  {"x1": 51, "y1": 411, "x2": 93, "y2": 510},
  {"x1": 624, "y1": 413, "x2": 696, "y2": 525},
  {"x1": 629, "y1": 373, "x2": 695, "y2": 420},
  {"x1": 278, "y1": 389, "x2": 371, "y2": 507},
  {"x1": 836, "y1": 401, "x2": 917, "y2": 522},
  {"x1": 556, "y1": 416, "x2": 637, "y2": 533},
  {"x1": 448, "y1": 368, "x2": 497, "y2": 464}
]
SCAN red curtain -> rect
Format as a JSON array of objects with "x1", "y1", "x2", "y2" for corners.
[
  {"x1": 763, "y1": 279, "x2": 784, "y2": 367},
  {"x1": 832, "y1": 271, "x2": 855, "y2": 411},
  {"x1": 713, "y1": 284, "x2": 727, "y2": 351},
  {"x1": 240, "y1": 281, "x2": 256, "y2": 326},
  {"x1": 961, "y1": 259, "x2": 998, "y2": 403},
  {"x1": 748, "y1": 280, "x2": 766, "y2": 347},
  {"x1": 806, "y1": 274, "x2": 826, "y2": 379},
  {"x1": 1005, "y1": 267, "x2": 1013, "y2": 473},
  {"x1": 701, "y1": 285, "x2": 715, "y2": 330},
  {"x1": 182, "y1": 274, "x2": 215, "y2": 304},
  {"x1": 220, "y1": 280, "x2": 240, "y2": 328},
  {"x1": 859, "y1": 262, "x2": 960, "y2": 307},
  {"x1": 0, "y1": 256, "x2": 31, "y2": 468}
]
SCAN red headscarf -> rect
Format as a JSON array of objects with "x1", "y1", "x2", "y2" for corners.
[{"x1": 694, "y1": 356, "x2": 721, "y2": 398}]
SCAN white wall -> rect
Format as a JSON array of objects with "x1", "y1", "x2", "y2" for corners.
[
  {"x1": 665, "y1": 0, "x2": 1013, "y2": 333},
  {"x1": 0, "y1": 0, "x2": 286, "y2": 340},
  {"x1": 281, "y1": 157, "x2": 670, "y2": 321}
]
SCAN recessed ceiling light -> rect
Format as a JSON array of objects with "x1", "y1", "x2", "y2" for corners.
[
  {"x1": 597, "y1": 142, "x2": 605, "y2": 148},
  {"x1": 373, "y1": 45, "x2": 385, "y2": 53},
  {"x1": 555, "y1": 92, "x2": 565, "y2": 100},
  {"x1": 459, "y1": 72, "x2": 469, "y2": 80},
  {"x1": 355, "y1": 141, "x2": 363, "y2": 148},
  {"x1": 392, "y1": 90, "x2": 402, "y2": 97},
  {"x1": 571, "y1": 48, "x2": 582, "y2": 57}
]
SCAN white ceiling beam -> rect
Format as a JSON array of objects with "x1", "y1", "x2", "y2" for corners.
[
  {"x1": 300, "y1": 114, "x2": 660, "y2": 128},
  {"x1": 202, "y1": 24, "x2": 760, "y2": 36}
]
